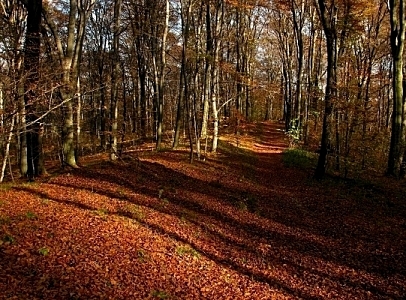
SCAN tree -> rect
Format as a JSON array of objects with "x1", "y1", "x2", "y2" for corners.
[
  {"x1": 110, "y1": 0, "x2": 122, "y2": 160},
  {"x1": 152, "y1": 0, "x2": 169, "y2": 150},
  {"x1": 313, "y1": 0, "x2": 338, "y2": 179},
  {"x1": 86, "y1": 0, "x2": 111, "y2": 150},
  {"x1": 0, "y1": 0, "x2": 27, "y2": 176},
  {"x1": 178, "y1": 0, "x2": 194, "y2": 160},
  {"x1": 43, "y1": 0, "x2": 95, "y2": 168},
  {"x1": 273, "y1": 6, "x2": 295, "y2": 131},
  {"x1": 210, "y1": 0, "x2": 223, "y2": 153},
  {"x1": 0, "y1": 0, "x2": 397, "y2": 180},
  {"x1": 290, "y1": 0, "x2": 308, "y2": 136},
  {"x1": 23, "y1": 0, "x2": 43, "y2": 179},
  {"x1": 387, "y1": 0, "x2": 406, "y2": 177}
]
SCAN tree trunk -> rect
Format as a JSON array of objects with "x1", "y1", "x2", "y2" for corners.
[
  {"x1": 110, "y1": 0, "x2": 122, "y2": 161},
  {"x1": 179, "y1": 0, "x2": 195, "y2": 161},
  {"x1": 45, "y1": 0, "x2": 94, "y2": 168},
  {"x1": 387, "y1": 0, "x2": 406, "y2": 177},
  {"x1": 0, "y1": 115, "x2": 15, "y2": 183},
  {"x1": 173, "y1": 63, "x2": 185, "y2": 149},
  {"x1": 314, "y1": 0, "x2": 337, "y2": 180},
  {"x1": 156, "y1": 0, "x2": 169, "y2": 150},
  {"x1": 291, "y1": 0, "x2": 306, "y2": 136},
  {"x1": 201, "y1": 3, "x2": 212, "y2": 140},
  {"x1": 211, "y1": 1, "x2": 223, "y2": 153},
  {"x1": 24, "y1": 0, "x2": 43, "y2": 179}
]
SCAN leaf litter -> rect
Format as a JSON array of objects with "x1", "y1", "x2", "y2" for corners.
[{"x1": 0, "y1": 121, "x2": 405, "y2": 299}]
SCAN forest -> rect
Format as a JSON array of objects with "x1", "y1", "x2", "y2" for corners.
[
  {"x1": 0, "y1": 0, "x2": 405, "y2": 299},
  {"x1": 0, "y1": 0, "x2": 405, "y2": 180}
]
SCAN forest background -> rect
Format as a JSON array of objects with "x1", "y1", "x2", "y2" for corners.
[
  {"x1": 0, "y1": 0, "x2": 406, "y2": 181},
  {"x1": 2, "y1": 1, "x2": 406, "y2": 299}
]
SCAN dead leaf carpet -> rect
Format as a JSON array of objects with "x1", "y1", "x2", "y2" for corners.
[{"x1": 0, "y1": 122, "x2": 405, "y2": 299}]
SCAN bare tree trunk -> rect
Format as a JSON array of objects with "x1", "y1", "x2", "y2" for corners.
[
  {"x1": 291, "y1": 0, "x2": 306, "y2": 136},
  {"x1": 75, "y1": 77, "x2": 82, "y2": 161},
  {"x1": 173, "y1": 63, "x2": 185, "y2": 149},
  {"x1": 201, "y1": 3, "x2": 212, "y2": 140},
  {"x1": 62, "y1": 0, "x2": 79, "y2": 168},
  {"x1": 44, "y1": 0, "x2": 94, "y2": 168},
  {"x1": 138, "y1": 61, "x2": 148, "y2": 140},
  {"x1": 0, "y1": 115, "x2": 15, "y2": 183},
  {"x1": 19, "y1": 96, "x2": 27, "y2": 176},
  {"x1": 211, "y1": 1, "x2": 223, "y2": 153},
  {"x1": 212, "y1": 79, "x2": 219, "y2": 152},
  {"x1": 314, "y1": 0, "x2": 338, "y2": 179},
  {"x1": 156, "y1": 0, "x2": 169, "y2": 150},
  {"x1": 179, "y1": 0, "x2": 194, "y2": 161},
  {"x1": 24, "y1": 0, "x2": 43, "y2": 179},
  {"x1": 110, "y1": 0, "x2": 122, "y2": 161},
  {"x1": 388, "y1": 0, "x2": 406, "y2": 177}
]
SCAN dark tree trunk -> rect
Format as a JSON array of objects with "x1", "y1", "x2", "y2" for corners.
[
  {"x1": 387, "y1": 0, "x2": 406, "y2": 177},
  {"x1": 23, "y1": 0, "x2": 44, "y2": 180},
  {"x1": 314, "y1": 0, "x2": 337, "y2": 180}
]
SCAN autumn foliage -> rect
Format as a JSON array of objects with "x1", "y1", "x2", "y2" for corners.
[{"x1": 1, "y1": 122, "x2": 405, "y2": 299}]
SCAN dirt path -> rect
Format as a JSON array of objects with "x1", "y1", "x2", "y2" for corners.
[{"x1": 0, "y1": 121, "x2": 405, "y2": 299}]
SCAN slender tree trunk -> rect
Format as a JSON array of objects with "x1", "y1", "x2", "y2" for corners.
[
  {"x1": 121, "y1": 63, "x2": 127, "y2": 152},
  {"x1": 156, "y1": 0, "x2": 169, "y2": 150},
  {"x1": 179, "y1": 0, "x2": 194, "y2": 161},
  {"x1": 19, "y1": 96, "x2": 28, "y2": 176},
  {"x1": 110, "y1": 0, "x2": 122, "y2": 161},
  {"x1": 75, "y1": 77, "x2": 82, "y2": 161},
  {"x1": 0, "y1": 115, "x2": 15, "y2": 183},
  {"x1": 201, "y1": 3, "x2": 212, "y2": 140},
  {"x1": 212, "y1": 74, "x2": 219, "y2": 152},
  {"x1": 138, "y1": 64, "x2": 147, "y2": 139},
  {"x1": 282, "y1": 64, "x2": 291, "y2": 131},
  {"x1": 236, "y1": 7, "x2": 245, "y2": 118},
  {"x1": 291, "y1": 0, "x2": 306, "y2": 136},
  {"x1": 314, "y1": 0, "x2": 337, "y2": 179},
  {"x1": 100, "y1": 81, "x2": 107, "y2": 149},
  {"x1": 211, "y1": 1, "x2": 223, "y2": 153},
  {"x1": 173, "y1": 63, "x2": 185, "y2": 149}
]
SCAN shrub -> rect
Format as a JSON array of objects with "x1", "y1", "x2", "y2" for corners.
[{"x1": 282, "y1": 149, "x2": 317, "y2": 169}]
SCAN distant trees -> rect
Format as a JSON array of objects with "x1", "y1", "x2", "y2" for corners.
[
  {"x1": 0, "y1": 0, "x2": 27, "y2": 181},
  {"x1": 0, "y1": 0, "x2": 405, "y2": 180}
]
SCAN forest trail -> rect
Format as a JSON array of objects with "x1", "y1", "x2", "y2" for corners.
[{"x1": 0, "y1": 121, "x2": 405, "y2": 299}]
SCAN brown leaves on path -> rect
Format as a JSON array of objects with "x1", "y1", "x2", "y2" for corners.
[{"x1": 0, "y1": 121, "x2": 405, "y2": 299}]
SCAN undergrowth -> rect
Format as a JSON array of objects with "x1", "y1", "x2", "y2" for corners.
[{"x1": 282, "y1": 148, "x2": 317, "y2": 169}]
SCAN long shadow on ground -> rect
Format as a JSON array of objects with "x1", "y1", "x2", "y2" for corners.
[
  {"x1": 3, "y1": 122, "x2": 406, "y2": 299},
  {"x1": 14, "y1": 153, "x2": 406, "y2": 299}
]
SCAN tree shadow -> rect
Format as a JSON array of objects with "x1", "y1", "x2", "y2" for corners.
[
  {"x1": 13, "y1": 150, "x2": 406, "y2": 299},
  {"x1": 11, "y1": 185, "x2": 319, "y2": 299},
  {"x1": 46, "y1": 148, "x2": 406, "y2": 281},
  {"x1": 5, "y1": 121, "x2": 405, "y2": 299}
]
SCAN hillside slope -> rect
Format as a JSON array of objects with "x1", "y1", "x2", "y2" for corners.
[{"x1": 0, "y1": 122, "x2": 405, "y2": 299}]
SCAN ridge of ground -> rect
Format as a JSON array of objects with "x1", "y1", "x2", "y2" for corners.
[{"x1": 0, "y1": 121, "x2": 405, "y2": 299}]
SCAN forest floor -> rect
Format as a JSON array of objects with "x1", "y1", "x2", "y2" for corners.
[{"x1": 0, "y1": 121, "x2": 405, "y2": 300}]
